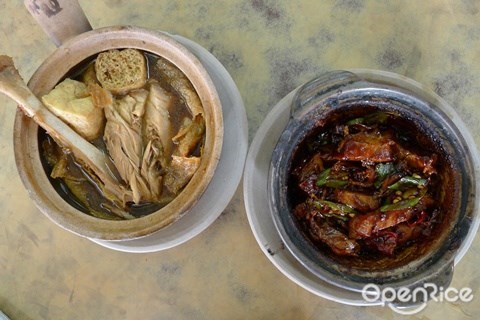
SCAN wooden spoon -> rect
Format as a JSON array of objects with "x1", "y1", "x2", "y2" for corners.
[{"x1": 0, "y1": 55, "x2": 131, "y2": 204}]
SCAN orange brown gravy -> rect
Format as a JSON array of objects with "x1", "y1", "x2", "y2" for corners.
[{"x1": 287, "y1": 107, "x2": 457, "y2": 269}]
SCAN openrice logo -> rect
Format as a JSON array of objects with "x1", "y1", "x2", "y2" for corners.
[{"x1": 361, "y1": 283, "x2": 474, "y2": 315}]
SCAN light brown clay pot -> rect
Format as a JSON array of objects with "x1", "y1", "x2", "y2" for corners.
[{"x1": 13, "y1": 0, "x2": 223, "y2": 240}]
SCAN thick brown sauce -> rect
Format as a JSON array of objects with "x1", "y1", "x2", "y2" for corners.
[{"x1": 287, "y1": 107, "x2": 455, "y2": 269}]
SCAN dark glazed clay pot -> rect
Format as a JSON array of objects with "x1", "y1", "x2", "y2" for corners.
[{"x1": 268, "y1": 70, "x2": 480, "y2": 296}]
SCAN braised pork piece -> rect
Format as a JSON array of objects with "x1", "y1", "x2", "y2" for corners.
[{"x1": 289, "y1": 111, "x2": 441, "y2": 258}]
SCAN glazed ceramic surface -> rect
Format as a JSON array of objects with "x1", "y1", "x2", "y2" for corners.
[{"x1": 268, "y1": 70, "x2": 480, "y2": 294}]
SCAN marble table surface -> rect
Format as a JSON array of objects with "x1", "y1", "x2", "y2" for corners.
[{"x1": 1, "y1": 0, "x2": 480, "y2": 319}]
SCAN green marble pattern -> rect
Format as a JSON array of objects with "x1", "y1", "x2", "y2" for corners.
[{"x1": 1, "y1": 0, "x2": 480, "y2": 319}]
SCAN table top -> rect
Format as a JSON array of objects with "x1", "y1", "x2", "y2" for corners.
[{"x1": 1, "y1": 1, "x2": 480, "y2": 319}]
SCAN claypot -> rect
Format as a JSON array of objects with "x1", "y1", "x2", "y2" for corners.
[
  {"x1": 268, "y1": 70, "x2": 480, "y2": 301},
  {"x1": 13, "y1": 1, "x2": 223, "y2": 240}
]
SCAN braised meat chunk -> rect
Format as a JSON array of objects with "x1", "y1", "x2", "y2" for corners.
[
  {"x1": 309, "y1": 219, "x2": 360, "y2": 256},
  {"x1": 334, "y1": 131, "x2": 396, "y2": 162},
  {"x1": 290, "y1": 111, "x2": 440, "y2": 257}
]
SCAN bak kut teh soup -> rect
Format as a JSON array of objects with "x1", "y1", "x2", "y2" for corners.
[
  {"x1": 287, "y1": 106, "x2": 458, "y2": 269},
  {"x1": 39, "y1": 48, "x2": 206, "y2": 220}
]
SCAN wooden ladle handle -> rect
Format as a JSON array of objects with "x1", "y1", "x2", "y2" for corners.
[{"x1": 24, "y1": 0, "x2": 92, "y2": 47}]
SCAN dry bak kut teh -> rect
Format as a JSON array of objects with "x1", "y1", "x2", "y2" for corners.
[
  {"x1": 39, "y1": 48, "x2": 206, "y2": 220},
  {"x1": 289, "y1": 110, "x2": 448, "y2": 260}
]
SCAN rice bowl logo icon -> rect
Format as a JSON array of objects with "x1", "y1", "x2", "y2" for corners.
[{"x1": 362, "y1": 283, "x2": 474, "y2": 315}]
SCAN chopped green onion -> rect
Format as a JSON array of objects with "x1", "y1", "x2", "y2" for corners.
[
  {"x1": 387, "y1": 175, "x2": 427, "y2": 190},
  {"x1": 380, "y1": 196, "x2": 422, "y2": 212},
  {"x1": 313, "y1": 200, "x2": 357, "y2": 216},
  {"x1": 374, "y1": 162, "x2": 395, "y2": 187},
  {"x1": 375, "y1": 163, "x2": 395, "y2": 178},
  {"x1": 316, "y1": 168, "x2": 348, "y2": 189},
  {"x1": 316, "y1": 168, "x2": 331, "y2": 187}
]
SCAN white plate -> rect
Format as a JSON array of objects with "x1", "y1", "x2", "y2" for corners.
[
  {"x1": 244, "y1": 69, "x2": 480, "y2": 306},
  {"x1": 243, "y1": 88, "x2": 382, "y2": 306},
  {"x1": 91, "y1": 34, "x2": 248, "y2": 253}
]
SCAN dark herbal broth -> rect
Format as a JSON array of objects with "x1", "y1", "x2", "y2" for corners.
[
  {"x1": 39, "y1": 51, "x2": 203, "y2": 220},
  {"x1": 288, "y1": 107, "x2": 455, "y2": 269}
]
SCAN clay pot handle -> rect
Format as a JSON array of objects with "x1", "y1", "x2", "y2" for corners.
[
  {"x1": 291, "y1": 70, "x2": 361, "y2": 120},
  {"x1": 24, "y1": 0, "x2": 92, "y2": 47}
]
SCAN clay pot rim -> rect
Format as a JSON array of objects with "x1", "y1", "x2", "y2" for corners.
[{"x1": 13, "y1": 26, "x2": 223, "y2": 240}]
